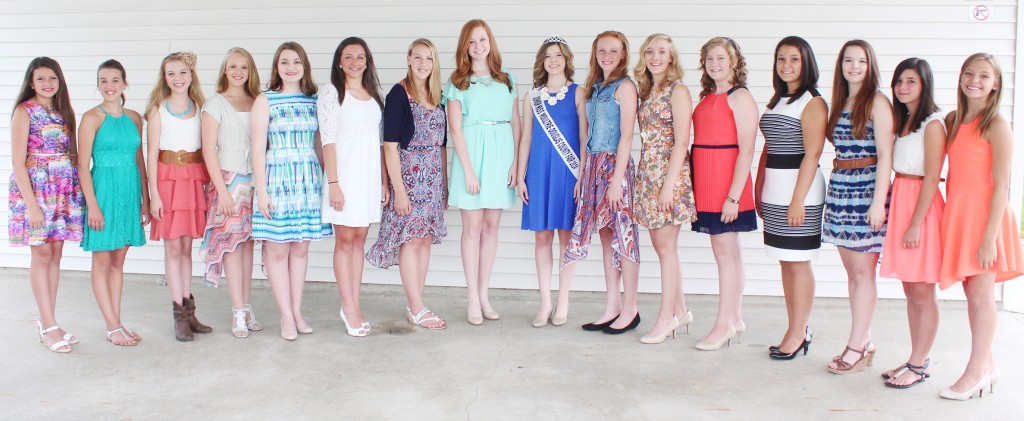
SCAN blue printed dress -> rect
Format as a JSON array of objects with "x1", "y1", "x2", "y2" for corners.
[
  {"x1": 251, "y1": 91, "x2": 333, "y2": 242},
  {"x1": 822, "y1": 112, "x2": 886, "y2": 252},
  {"x1": 521, "y1": 83, "x2": 579, "y2": 231}
]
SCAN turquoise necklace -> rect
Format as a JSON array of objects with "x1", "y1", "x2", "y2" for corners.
[{"x1": 165, "y1": 100, "x2": 193, "y2": 117}]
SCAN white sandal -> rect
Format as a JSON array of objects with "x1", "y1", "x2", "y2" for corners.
[
  {"x1": 231, "y1": 309, "x2": 250, "y2": 338},
  {"x1": 37, "y1": 324, "x2": 71, "y2": 353},
  {"x1": 407, "y1": 307, "x2": 446, "y2": 330},
  {"x1": 37, "y1": 318, "x2": 77, "y2": 345},
  {"x1": 243, "y1": 304, "x2": 263, "y2": 331},
  {"x1": 105, "y1": 326, "x2": 137, "y2": 346}
]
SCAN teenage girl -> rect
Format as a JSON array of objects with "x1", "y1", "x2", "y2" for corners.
[
  {"x1": 78, "y1": 59, "x2": 148, "y2": 346},
  {"x1": 516, "y1": 36, "x2": 583, "y2": 328},
  {"x1": 691, "y1": 37, "x2": 759, "y2": 351},
  {"x1": 145, "y1": 51, "x2": 211, "y2": 342},
  {"x1": 319, "y1": 37, "x2": 386, "y2": 337},
  {"x1": 445, "y1": 20, "x2": 522, "y2": 325},
  {"x1": 562, "y1": 31, "x2": 642, "y2": 335},
  {"x1": 9, "y1": 57, "x2": 84, "y2": 352},
  {"x1": 822, "y1": 40, "x2": 895, "y2": 375},
  {"x1": 199, "y1": 47, "x2": 263, "y2": 338},
  {"x1": 937, "y1": 53, "x2": 1023, "y2": 400}
]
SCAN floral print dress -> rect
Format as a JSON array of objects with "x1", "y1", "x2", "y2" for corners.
[
  {"x1": 8, "y1": 101, "x2": 84, "y2": 246},
  {"x1": 633, "y1": 81, "x2": 697, "y2": 229},
  {"x1": 366, "y1": 95, "x2": 448, "y2": 268}
]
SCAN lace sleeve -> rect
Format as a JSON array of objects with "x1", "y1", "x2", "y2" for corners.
[{"x1": 317, "y1": 84, "x2": 340, "y2": 146}]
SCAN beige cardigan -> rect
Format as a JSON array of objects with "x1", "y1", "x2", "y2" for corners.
[{"x1": 202, "y1": 93, "x2": 252, "y2": 174}]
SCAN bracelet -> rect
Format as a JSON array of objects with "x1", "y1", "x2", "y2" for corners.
[
  {"x1": 328, "y1": 181, "x2": 338, "y2": 185},
  {"x1": 726, "y1": 196, "x2": 740, "y2": 205}
]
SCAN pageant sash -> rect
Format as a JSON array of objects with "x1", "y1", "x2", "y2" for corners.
[{"x1": 530, "y1": 88, "x2": 580, "y2": 179}]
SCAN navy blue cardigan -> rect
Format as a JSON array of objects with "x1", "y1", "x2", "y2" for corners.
[{"x1": 383, "y1": 82, "x2": 447, "y2": 149}]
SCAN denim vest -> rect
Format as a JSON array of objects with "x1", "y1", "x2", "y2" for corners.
[{"x1": 586, "y1": 77, "x2": 630, "y2": 154}]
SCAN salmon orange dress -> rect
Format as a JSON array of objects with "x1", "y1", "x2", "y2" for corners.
[
  {"x1": 879, "y1": 113, "x2": 944, "y2": 283},
  {"x1": 939, "y1": 119, "x2": 1023, "y2": 289}
]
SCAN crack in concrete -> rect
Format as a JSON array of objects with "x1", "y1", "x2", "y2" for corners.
[{"x1": 465, "y1": 320, "x2": 511, "y2": 421}]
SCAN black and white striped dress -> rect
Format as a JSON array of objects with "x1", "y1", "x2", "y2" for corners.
[{"x1": 758, "y1": 90, "x2": 826, "y2": 261}]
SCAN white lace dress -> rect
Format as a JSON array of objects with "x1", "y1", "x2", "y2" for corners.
[{"x1": 317, "y1": 84, "x2": 383, "y2": 227}]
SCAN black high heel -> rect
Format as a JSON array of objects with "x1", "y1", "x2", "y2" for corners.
[
  {"x1": 602, "y1": 312, "x2": 640, "y2": 335},
  {"x1": 582, "y1": 315, "x2": 619, "y2": 332},
  {"x1": 769, "y1": 327, "x2": 812, "y2": 360}
]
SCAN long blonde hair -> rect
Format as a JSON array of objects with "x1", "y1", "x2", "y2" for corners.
[
  {"x1": 145, "y1": 51, "x2": 205, "y2": 118},
  {"x1": 948, "y1": 52, "x2": 1004, "y2": 143},
  {"x1": 698, "y1": 37, "x2": 747, "y2": 99},
  {"x1": 216, "y1": 47, "x2": 261, "y2": 98},
  {"x1": 403, "y1": 38, "x2": 442, "y2": 107},
  {"x1": 634, "y1": 33, "x2": 683, "y2": 101},
  {"x1": 449, "y1": 19, "x2": 512, "y2": 92},
  {"x1": 582, "y1": 31, "x2": 630, "y2": 99}
]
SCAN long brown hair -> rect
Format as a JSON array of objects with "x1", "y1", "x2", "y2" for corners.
[
  {"x1": 582, "y1": 31, "x2": 630, "y2": 99},
  {"x1": 698, "y1": 37, "x2": 747, "y2": 100},
  {"x1": 266, "y1": 42, "x2": 318, "y2": 97},
  {"x1": 826, "y1": 40, "x2": 880, "y2": 141},
  {"x1": 329, "y1": 37, "x2": 383, "y2": 109},
  {"x1": 890, "y1": 58, "x2": 939, "y2": 135},
  {"x1": 13, "y1": 57, "x2": 76, "y2": 135},
  {"x1": 216, "y1": 47, "x2": 261, "y2": 98},
  {"x1": 531, "y1": 41, "x2": 575, "y2": 88},
  {"x1": 403, "y1": 38, "x2": 443, "y2": 107},
  {"x1": 145, "y1": 51, "x2": 206, "y2": 118},
  {"x1": 634, "y1": 33, "x2": 683, "y2": 101},
  {"x1": 948, "y1": 52, "x2": 1004, "y2": 143},
  {"x1": 449, "y1": 19, "x2": 512, "y2": 92}
]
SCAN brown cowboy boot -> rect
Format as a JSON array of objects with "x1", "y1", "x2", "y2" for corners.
[
  {"x1": 173, "y1": 301, "x2": 194, "y2": 342},
  {"x1": 184, "y1": 294, "x2": 213, "y2": 334}
]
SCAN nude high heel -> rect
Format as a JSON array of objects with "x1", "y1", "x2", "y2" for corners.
[
  {"x1": 696, "y1": 326, "x2": 737, "y2": 351},
  {"x1": 640, "y1": 316, "x2": 680, "y2": 344},
  {"x1": 939, "y1": 374, "x2": 993, "y2": 401}
]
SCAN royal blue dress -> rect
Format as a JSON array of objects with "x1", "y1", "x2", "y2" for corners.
[{"x1": 521, "y1": 83, "x2": 580, "y2": 231}]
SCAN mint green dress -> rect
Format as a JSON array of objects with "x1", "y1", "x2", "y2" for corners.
[
  {"x1": 443, "y1": 71, "x2": 518, "y2": 210},
  {"x1": 82, "y1": 108, "x2": 146, "y2": 251}
]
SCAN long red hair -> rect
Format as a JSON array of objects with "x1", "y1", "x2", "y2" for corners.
[{"x1": 449, "y1": 19, "x2": 512, "y2": 92}]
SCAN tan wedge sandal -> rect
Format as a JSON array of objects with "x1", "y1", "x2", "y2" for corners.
[{"x1": 827, "y1": 341, "x2": 875, "y2": 374}]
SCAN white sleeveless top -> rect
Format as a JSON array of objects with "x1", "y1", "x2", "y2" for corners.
[
  {"x1": 159, "y1": 104, "x2": 202, "y2": 152},
  {"x1": 892, "y1": 112, "x2": 944, "y2": 176}
]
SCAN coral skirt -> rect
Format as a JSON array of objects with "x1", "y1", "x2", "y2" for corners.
[
  {"x1": 151, "y1": 161, "x2": 208, "y2": 241},
  {"x1": 879, "y1": 177, "x2": 943, "y2": 283}
]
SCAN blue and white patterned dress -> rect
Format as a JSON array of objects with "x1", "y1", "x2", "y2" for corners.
[
  {"x1": 251, "y1": 91, "x2": 333, "y2": 242},
  {"x1": 822, "y1": 111, "x2": 886, "y2": 252}
]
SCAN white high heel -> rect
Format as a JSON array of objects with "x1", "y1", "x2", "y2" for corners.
[{"x1": 339, "y1": 307, "x2": 368, "y2": 337}]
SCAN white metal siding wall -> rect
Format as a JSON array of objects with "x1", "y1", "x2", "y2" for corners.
[{"x1": 1, "y1": 1, "x2": 1018, "y2": 300}]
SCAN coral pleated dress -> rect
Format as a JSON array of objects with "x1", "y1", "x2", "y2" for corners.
[
  {"x1": 151, "y1": 104, "x2": 208, "y2": 241},
  {"x1": 690, "y1": 86, "x2": 757, "y2": 234},
  {"x1": 939, "y1": 119, "x2": 1023, "y2": 289}
]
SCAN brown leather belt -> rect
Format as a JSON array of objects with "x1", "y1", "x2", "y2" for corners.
[
  {"x1": 158, "y1": 149, "x2": 204, "y2": 166},
  {"x1": 895, "y1": 172, "x2": 945, "y2": 182},
  {"x1": 832, "y1": 156, "x2": 877, "y2": 170}
]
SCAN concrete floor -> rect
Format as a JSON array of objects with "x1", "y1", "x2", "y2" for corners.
[{"x1": 1, "y1": 268, "x2": 1022, "y2": 421}]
